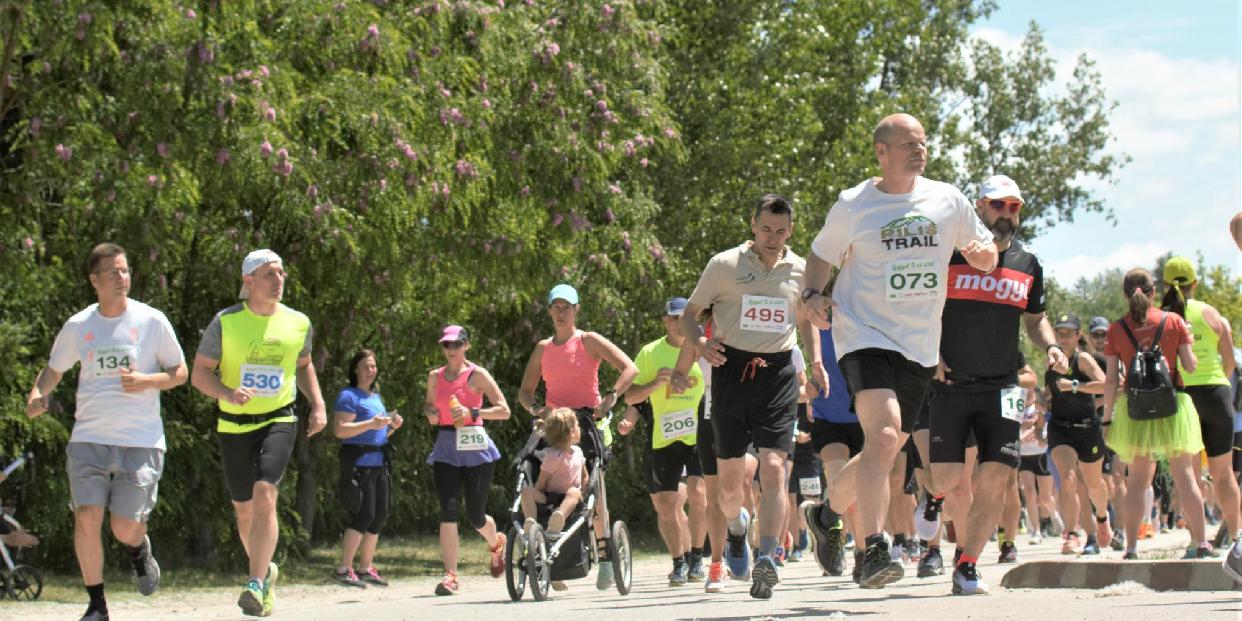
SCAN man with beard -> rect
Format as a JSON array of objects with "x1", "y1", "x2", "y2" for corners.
[{"x1": 919, "y1": 174, "x2": 1065, "y2": 595}]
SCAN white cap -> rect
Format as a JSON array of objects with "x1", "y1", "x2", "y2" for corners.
[
  {"x1": 239, "y1": 249, "x2": 282, "y2": 299},
  {"x1": 979, "y1": 174, "x2": 1023, "y2": 203}
]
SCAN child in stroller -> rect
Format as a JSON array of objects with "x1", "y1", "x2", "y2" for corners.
[{"x1": 521, "y1": 408, "x2": 586, "y2": 537}]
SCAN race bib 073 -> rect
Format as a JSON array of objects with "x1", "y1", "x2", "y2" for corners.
[
  {"x1": 740, "y1": 295, "x2": 790, "y2": 333},
  {"x1": 240, "y1": 363, "x2": 285, "y2": 397},
  {"x1": 884, "y1": 259, "x2": 942, "y2": 302}
]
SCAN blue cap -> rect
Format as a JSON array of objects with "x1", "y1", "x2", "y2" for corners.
[
  {"x1": 548, "y1": 283, "x2": 579, "y2": 305},
  {"x1": 665, "y1": 297, "x2": 688, "y2": 316},
  {"x1": 1088, "y1": 317, "x2": 1110, "y2": 334}
]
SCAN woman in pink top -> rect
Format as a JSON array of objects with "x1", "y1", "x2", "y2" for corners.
[
  {"x1": 518, "y1": 284, "x2": 638, "y2": 590},
  {"x1": 422, "y1": 325, "x2": 512, "y2": 596}
]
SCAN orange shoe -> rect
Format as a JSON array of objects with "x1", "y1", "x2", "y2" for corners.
[
  {"x1": 704, "y1": 561, "x2": 726, "y2": 593},
  {"x1": 489, "y1": 532, "x2": 507, "y2": 579},
  {"x1": 434, "y1": 571, "x2": 460, "y2": 596}
]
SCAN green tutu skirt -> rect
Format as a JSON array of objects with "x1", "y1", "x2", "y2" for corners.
[{"x1": 1107, "y1": 391, "x2": 1204, "y2": 463}]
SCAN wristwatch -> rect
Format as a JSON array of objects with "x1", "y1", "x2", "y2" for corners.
[
  {"x1": 471, "y1": 407, "x2": 481, "y2": 421},
  {"x1": 800, "y1": 287, "x2": 820, "y2": 302},
  {"x1": 1046, "y1": 344, "x2": 1063, "y2": 354},
  {"x1": 1070, "y1": 379, "x2": 1080, "y2": 394}
]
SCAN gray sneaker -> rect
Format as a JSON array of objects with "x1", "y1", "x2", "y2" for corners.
[
  {"x1": 131, "y1": 535, "x2": 160, "y2": 596},
  {"x1": 1222, "y1": 538, "x2": 1242, "y2": 583},
  {"x1": 749, "y1": 555, "x2": 779, "y2": 600},
  {"x1": 596, "y1": 560, "x2": 615, "y2": 590},
  {"x1": 668, "y1": 558, "x2": 689, "y2": 586}
]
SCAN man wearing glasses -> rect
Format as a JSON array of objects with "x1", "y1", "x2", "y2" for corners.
[
  {"x1": 920, "y1": 174, "x2": 1064, "y2": 594},
  {"x1": 26, "y1": 242, "x2": 188, "y2": 621}
]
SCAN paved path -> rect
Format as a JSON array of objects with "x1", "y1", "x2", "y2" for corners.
[{"x1": 10, "y1": 529, "x2": 1240, "y2": 621}]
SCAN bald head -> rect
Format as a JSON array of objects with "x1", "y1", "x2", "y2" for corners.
[
  {"x1": 1231, "y1": 210, "x2": 1242, "y2": 251},
  {"x1": 874, "y1": 113, "x2": 924, "y2": 146}
]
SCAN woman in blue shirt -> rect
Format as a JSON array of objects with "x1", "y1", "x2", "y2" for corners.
[{"x1": 332, "y1": 349, "x2": 403, "y2": 587}]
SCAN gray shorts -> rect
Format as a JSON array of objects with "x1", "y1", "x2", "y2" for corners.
[{"x1": 66, "y1": 442, "x2": 164, "y2": 522}]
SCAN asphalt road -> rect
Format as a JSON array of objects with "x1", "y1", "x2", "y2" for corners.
[{"x1": 11, "y1": 528, "x2": 1240, "y2": 621}]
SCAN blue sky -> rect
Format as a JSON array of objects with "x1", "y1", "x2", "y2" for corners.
[{"x1": 973, "y1": 0, "x2": 1241, "y2": 284}]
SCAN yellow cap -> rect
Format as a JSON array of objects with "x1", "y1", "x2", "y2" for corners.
[{"x1": 1163, "y1": 256, "x2": 1196, "y2": 285}]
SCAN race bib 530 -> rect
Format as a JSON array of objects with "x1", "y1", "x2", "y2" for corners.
[{"x1": 240, "y1": 364, "x2": 285, "y2": 397}]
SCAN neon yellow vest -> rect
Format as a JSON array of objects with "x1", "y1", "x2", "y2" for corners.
[
  {"x1": 1180, "y1": 299, "x2": 1228, "y2": 386},
  {"x1": 216, "y1": 304, "x2": 309, "y2": 433},
  {"x1": 635, "y1": 338, "x2": 705, "y2": 449}
]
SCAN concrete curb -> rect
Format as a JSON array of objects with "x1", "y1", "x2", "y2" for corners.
[{"x1": 1000, "y1": 559, "x2": 1241, "y2": 591}]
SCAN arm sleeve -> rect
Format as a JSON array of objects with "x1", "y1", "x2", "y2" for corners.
[
  {"x1": 155, "y1": 313, "x2": 186, "y2": 368},
  {"x1": 810, "y1": 202, "x2": 850, "y2": 266},
  {"x1": 687, "y1": 257, "x2": 726, "y2": 310},
  {"x1": 196, "y1": 314, "x2": 223, "y2": 360},
  {"x1": 300, "y1": 323, "x2": 314, "y2": 358},
  {"x1": 47, "y1": 322, "x2": 79, "y2": 373},
  {"x1": 1025, "y1": 259, "x2": 1047, "y2": 314},
  {"x1": 953, "y1": 193, "x2": 994, "y2": 250}
]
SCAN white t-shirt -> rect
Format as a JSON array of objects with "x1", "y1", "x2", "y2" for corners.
[
  {"x1": 48, "y1": 299, "x2": 185, "y2": 449},
  {"x1": 811, "y1": 176, "x2": 993, "y2": 367}
]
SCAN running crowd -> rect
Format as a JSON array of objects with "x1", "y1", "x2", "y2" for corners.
[{"x1": 17, "y1": 113, "x2": 1242, "y2": 620}]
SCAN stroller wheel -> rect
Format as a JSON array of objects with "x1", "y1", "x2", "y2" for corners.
[
  {"x1": 526, "y1": 524, "x2": 551, "y2": 601},
  {"x1": 8, "y1": 565, "x2": 42, "y2": 601},
  {"x1": 608, "y1": 521, "x2": 633, "y2": 596},
  {"x1": 504, "y1": 527, "x2": 527, "y2": 601}
]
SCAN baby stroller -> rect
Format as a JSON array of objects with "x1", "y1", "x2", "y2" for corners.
[
  {"x1": 504, "y1": 408, "x2": 632, "y2": 601},
  {"x1": 1, "y1": 452, "x2": 42, "y2": 601}
]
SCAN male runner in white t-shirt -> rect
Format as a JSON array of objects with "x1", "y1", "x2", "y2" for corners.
[
  {"x1": 798, "y1": 113, "x2": 998, "y2": 589},
  {"x1": 26, "y1": 243, "x2": 187, "y2": 621}
]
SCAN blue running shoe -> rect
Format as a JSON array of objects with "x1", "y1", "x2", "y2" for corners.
[{"x1": 724, "y1": 508, "x2": 751, "y2": 581}]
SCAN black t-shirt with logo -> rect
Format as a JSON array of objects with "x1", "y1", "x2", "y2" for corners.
[
  {"x1": 939, "y1": 240, "x2": 1045, "y2": 393},
  {"x1": 1046, "y1": 351, "x2": 1098, "y2": 422}
]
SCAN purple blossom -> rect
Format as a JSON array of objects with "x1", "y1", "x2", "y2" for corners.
[
  {"x1": 608, "y1": 183, "x2": 621, "y2": 194},
  {"x1": 624, "y1": 141, "x2": 636, "y2": 157},
  {"x1": 156, "y1": 142, "x2": 169, "y2": 158},
  {"x1": 146, "y1": 175, "x2": 159, "y2": 187},
  {"x1": 307, "y1": 184, "x2": 318, "y2": 199},
  {"x1": 23, "y1": 236, "x2": 33, "y2": 249},
  {"x1": 602, "y1": 4, "x2": 615, "y2": 18},
  {"x1": 482, "y1": 98, "x2": 492, "y2": 110},
  {"x1": 259, "y1": 65, "x2": 270, "y2": 77},
  {"x1": 274, "y1": 161, "x2": 293, "y2": 177},
  {"x1": 185, "y1": 8, "x2": 196, "y2": 18},
  {"x1": 551, "y1": 213, "x2": 564, "y2": 227},
  {"x1": 78, "y1": 12, "x2": 92, "y2": 24},
  {"x1": 649, "y1": 243, "x2": 664, "y2": 261},
  {"x1": 197, "y1": 43, "x2": 214, "y2": 64},
  {"x1": 259, "y1": 141, "x2": 273, "y2": 157},
  {"x1": 29, "y1": 117, "x2": 40, "y2": 137},
  {"x1": 520, "y1": 185, "x2": 530, "y2": 196},
  {"x1": 106, "y1": 190, "x2": 117, "y2": 202},
  {"x1": 640, "y1": 157, "x2": 649, "y2": 168},
  {"x1": 263, "y1": 107, "x2": 276, "y2": 122},
  {"x1": 149, "y1": 248, "x2": 159, "y2": 262},
  {"x1": 664, "y1": 128, "x2": 677, "y2": 139},
  {"x1": 622, "y1": 231, "x2": 632, "y2": 252},
  {"x1": 118, "y1": 160, "x2": 130, "y2": 173},
  {"x1": 596, "y1": 100, "x2": 608, "y2": 112},
  {"x1": 436, "y1": 82, "x2": 451, "y2": 98},
  {"x1": 54, "y1": 143, "x2": 71, "y2": 161},
  {"x1": 75, "y1": 28, "x2": 85, "y2": 41},
  {"x1": 455, "y1": 159, "x2": 477, "y2": 179},
  {"x1": 570, "y1": 213, "x2": 591, "y2": 232},
  {"x1": 216, "y1": 148, "x2": 230, "y2": 165},
  {"x1": 367, "y1": 24, "x2": 380, "y2": 39},
  {"x1": 217, "y1": 102, "x2": 227, "y2": 118},
  {"x1": 379, "y1": 179, "x2": 388, "y2": 191},
  {"x1": 604, "y1": 208, "x2": 616, "y2": 223},
  {"x1": 276, "y1": 147, "x2": 289, "y2": 160},
  {"x1": 572, "y1": 176, "x2": 582, "y2": 192}
]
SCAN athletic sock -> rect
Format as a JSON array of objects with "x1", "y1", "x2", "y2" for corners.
[
  {"x1": 86, "y1": 583, "x2": 107, "y2": 614},
  {"x1": 690, "y1": 546, "x2": 703, "y2": 560},
  {"x1": 996, "y1": 528, "x2": 1007, "y2": 545},
  {"x1": 893, "y1": 533, "x2": 907, "y2": 547},
  {"x1": 759, "y1": 535, "x2": 778, "y2": 558},
  {"x1": 958, "y1": 553, "x2": 978, "y2": 565}
]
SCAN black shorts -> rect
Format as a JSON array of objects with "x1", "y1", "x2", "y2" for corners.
[
  {"x1": 839, "y1": 348, "x2": 935, "y2": 434},
  {"x1": 1101, "y1": 447, "x2": 1120, "y2": 475},
  {"x1": 710, "y1": 346, "x2": 799, "y2": 459},
  {"x1": 788, "y1": 459, "x2": 824, "y2": 500},
  {"x1": 1047, "y1": 418, "x2": 1106, "y2": 463},
  {"x1": 696, "y1": 399, "x2": 718, "y2": 476},
  {"x1": 1019, "y1": 453, "x2": 1050, "y2": 476},
  {"x1": 915, "y1": 389, "x2": 977, "y2": 448},
  {"x1": 811, "y1": 419, "x2": 864, "y2": 457},
  {"x1": 218, "y1": 419, "x2": 298, "y2": 502},
  {"x1": 1185, "y1": 384, "x2": 1235, "y2": 458},
  {"x1": 928, "y1": 389, "x2": 1020, "y2": 468},
  {"x1": 645, "y1": 441, "x2": 704, "y2": 493}
]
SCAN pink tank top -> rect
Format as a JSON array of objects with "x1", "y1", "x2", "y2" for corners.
[
  {"x1": 540, "y1": 330, "x2": 601, "y2": 409},
  {"x1": 434, "y1": 363, "x2": 484, "y2": 426}
]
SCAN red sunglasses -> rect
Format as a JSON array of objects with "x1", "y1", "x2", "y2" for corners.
[{"x1": 987, "y1": 199, "x2": 1021, "y2": 214}]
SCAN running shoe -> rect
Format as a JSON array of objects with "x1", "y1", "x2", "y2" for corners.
[
  {"x1": 262, "y1": 562, "x2": 278, "y2": 616},
  {"x1": 858, "y1": 538, "x2": 904, "y2": 589},
  {"x1": 915, "y1": 494, "x2": 944, "y2": 542},
  {"x1": 332, "y1": 567, "x2": 365, "y2": 588},
  {"x1": 917, "y1": 547, "x2": 944, "y2": 577},
  {"x1": 1185, "y1": 544, "x2": 1219, "y2": 559},
  {"x1": 238, "y1": 579, "x2": 265, "y2": 616},
  {"x1": 704, "y1": 561, "x2": 726, "y2": 593},
  {"x1": 1122, "y1": 551, "x2": 1139, "y2": 560},
  {"x1": 1028, "y1": 533, "x2": 1043, "y2": 546},
  {"x1": 132, "y1": 535, "x2": 161, "y2": 596},
  {"x1": 1222, "y1": 538, "x2": 1242, "y2": 583},
  {"x1": 797, "y1": 528, "x2": 809, "y2": 553},
  {"x1": 851, "y1": 550, "x2": 863, "y2": 584},
  {"x1": 998, "y1": 541, "x2": 1017, "y2": 564},
  {"x1": 750, "y1": 555, "x2": 779, "y2": 599},
  {"x1": 788, "y1": 548, "x2": 803, "y2": 562},
  {"x1": 687, "y1": 552, "x2": 706, "y2": 582},
  {"x1": 1213, "y1": 524, "x2": 1233, "y2": 549},
  {"x1": 800, "y1": 501, "x2": 843, "y2": 576},
  {"x1": 359, "y1": 566, "x2": 388, "y2": 587},
  {"x1": 774, "y1": 547, "x2": 786, "y2": 567},
  {"x1": 904, "y1": 538, "x2": 921, "y2": 564},
  {"x1": 725, "y1": 507, "x2": 751, "y2": 581},
  {"x1": 669, "y1": 558, "x2": 689, "y2": 586},
  {"x1": 951, "y1": 563, "x2": 989, "y2": 595},
  {"x1": 596, "y1": 561, "x2": 615, "y2": 590},
  {"x1": 1082, "y1": 535, "x2": 1100, "y2": 556},
  {"x1": 434, "y1": 572, "x2": 460, "y2": 596},
  {"x1": 1049, "y1": 513, "x2": 1065, "y2": 537},
  {"x1": 1110, "y1": 530, "x2": 1125, "y2": 551},
  {"x1": 79, "y1": 608, "x2": 109, "y2": 621},
  {"x1": 1061, "y1": 533, "x2": 1081, "y2": 555},
  {"x1": 489, "y1": 532, "x2": 507, "y2": 578}
]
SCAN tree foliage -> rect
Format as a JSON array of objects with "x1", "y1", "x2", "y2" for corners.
[{"x1": 0, "y1": 0, "x2": 1137, "y2": 572}]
